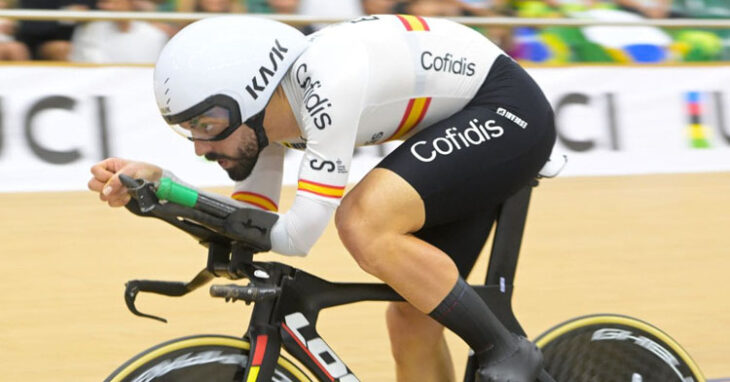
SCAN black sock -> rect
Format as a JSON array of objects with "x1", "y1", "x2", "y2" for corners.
[{"x1": 429, "y1": 277, "x2": 515, "y2": 362}]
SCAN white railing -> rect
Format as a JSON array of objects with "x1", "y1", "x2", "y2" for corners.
[{"x1": 0, "y1": 9, "x2": 729, "y2": 28}]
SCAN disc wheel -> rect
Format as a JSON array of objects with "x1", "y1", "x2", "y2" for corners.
[{"x1": 535, "y1": 314, "x2": 705, "y2": 382}]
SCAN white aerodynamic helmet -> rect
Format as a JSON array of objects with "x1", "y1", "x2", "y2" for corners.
[{"x1": 153, "y1": 15, "x2": 308, "y2": 147}]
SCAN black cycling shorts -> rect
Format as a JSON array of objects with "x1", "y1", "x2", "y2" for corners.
[{"x1": 376, "y1": 54, "x2": 556, "y2": 277}]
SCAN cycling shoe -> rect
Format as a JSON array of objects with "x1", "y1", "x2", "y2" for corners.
[{"x1": 475, "y1": 334, "x2": 543, "y2": 382}]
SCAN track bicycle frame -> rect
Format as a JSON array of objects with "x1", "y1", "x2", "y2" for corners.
[{"x1": 122, "y1": 177, "x2": 555, "y2": 382}]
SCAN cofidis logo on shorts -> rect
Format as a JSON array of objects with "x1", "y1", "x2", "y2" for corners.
[{"x1": 410, "y1": 118, "x2": 504, "y2": 162}]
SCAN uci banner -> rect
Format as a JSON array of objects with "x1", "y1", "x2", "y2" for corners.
[{"x1": 0, "y1": 64, "x2": 729, "y2": 192}]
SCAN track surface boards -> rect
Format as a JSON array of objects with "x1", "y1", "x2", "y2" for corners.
[{"x1": 0, "y1": 173, "x2": 727, "y2": 381}]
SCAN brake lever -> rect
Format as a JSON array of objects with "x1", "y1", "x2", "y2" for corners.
[
  {"x1": 124, "y1": 268, "x2": 215, "y2": 323},
  {"x1": 119, "y1": 174, "x2": 158, "y2": 213}
]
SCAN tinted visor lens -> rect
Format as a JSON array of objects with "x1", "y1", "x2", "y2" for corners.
[
  {"x1": 171, "y1": 106, "x2": 233, "y2": 141},
  {"x1": 163, "y1": 94, "x2": 243, "y2": 142}
]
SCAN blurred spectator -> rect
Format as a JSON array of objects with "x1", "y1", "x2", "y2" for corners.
[
  {"x1": 0, "y1": 0, "x2": 30, "y2": 60},
  {"x1": 174, "y1": 0, "x2": 244, "y2": 12},
  {"x1": 450, "y1": 0, "x2": 512, "y2": 16},
  {"x1": 399, "y1": 0, "x2": 515, "y2": 52},
  {"x1": 514, "y1": 0, "x2": 617, "y2": 18},
  {"x1": 132, "y1": 0, "x2": 180, "y2": 37},
  {"x1": 266, "y1": 0, "x2": 316, "y2": 34},
  {"x1": 130, "y1": 0, "x2": 160, "y2": 10},
  {"x1": 16, "y1": 0, "x2": 95, "y2": 60},
  {"x1": 267, "y1": 0, "x2": 298, "y2": 14},
  {"x1": 615, "y1": 0, "x2": 682, "y2": 18},
  {"x1": 360, "y1": 0, "x2": 398, "y2": 15},
  {"x1": 69, "y1": 0, "x2": 169, "y2": 63},
  {"x1": 299, "y1": 0, "x2": 362, "y2": 17},
  {"x1": 403, "y1": 0, "x2": 462, "y2": 16},
  {"x1": 299, "y1": 0, "x2": 362, "y2": 31}
]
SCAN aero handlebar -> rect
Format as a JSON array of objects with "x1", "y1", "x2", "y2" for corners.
[{"x1": 118, "y1": 174, "x2": 276, "y2": 322}]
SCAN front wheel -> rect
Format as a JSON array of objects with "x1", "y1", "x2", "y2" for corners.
[
  {"x1": 535, "y1": 314, "x2": 705, "y2": 382},
  {"x1": 104, "y1": 334, "x2": 311, "y2": 382}
]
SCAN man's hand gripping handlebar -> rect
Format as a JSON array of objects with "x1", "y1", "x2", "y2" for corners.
[{"x1": 118, "y1": 175, "x2": 280, "y2": 323}]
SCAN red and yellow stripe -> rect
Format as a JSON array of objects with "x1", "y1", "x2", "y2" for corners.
[
  {"x1": 396, "y1": 14, "x2": 430, "y2": 32},
  {"x1": 232, "y1": 191, "x2": 278, "y2": 212},
  {"x1": 298, "y1": 180, "x2": 345, "y2": 199},
  {"x1": 387, "y1": 97, "x2": 432, "y2": 141},
  {"x1": 387, "y1": 15, "x2": 432, "y2": 141},
  {"x1": 246, "y1": 334, "x2": 269, "y2": 382}
]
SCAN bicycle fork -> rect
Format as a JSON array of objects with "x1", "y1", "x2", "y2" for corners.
[
  {"x1": 217, "y1": 282, "x2": 361, "y2": 382},
  {"x1": 241, "y1": 295, "x2": 284, "y2": 382}
]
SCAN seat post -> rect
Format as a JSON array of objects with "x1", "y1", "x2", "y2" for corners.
[{"x1": 484, "y1": 181, "x2": 536, "y2": 289}]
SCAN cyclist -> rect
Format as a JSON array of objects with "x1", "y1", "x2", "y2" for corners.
[{"x1": 88, "y1": 15, "x2": 555, "y2": 382}]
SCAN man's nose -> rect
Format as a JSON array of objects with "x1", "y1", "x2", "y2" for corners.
[{"x1": 194, "y1": 140, "x2": 212, "y2": 157}]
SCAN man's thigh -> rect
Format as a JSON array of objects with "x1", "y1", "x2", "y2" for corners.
[
  {"x1": 377, "y1": 104, "x2": 554, "y2": 227},
  {"x1": 340, "y1": 167, "x2": 427, "y2": 235}
]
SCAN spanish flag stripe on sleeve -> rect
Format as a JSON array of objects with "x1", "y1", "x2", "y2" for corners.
[
  {"x1": 396, "y1": 14, "x2": 429, "y2": 32},
  {"x1": 415, "y1": 15, "x2": 430, "y2": 31},
  {"x1": 411, "y1": 97, "x2": 432, "y2": 129},
  {"x1": 396, "y1": 14, "x2": 413, "y2": 31},
  {"x1": 231, "y1": 191, "x2": 278, "y2": 212},
  {"x1": 298, "y1": 180, "x2": 345, "y2": 198},
  {"x1": 387, "y1": 97, "x2": 432, "y2": 141},
  {"x1": 390, "y1": 98, "x2": 415, "y2": 139}
]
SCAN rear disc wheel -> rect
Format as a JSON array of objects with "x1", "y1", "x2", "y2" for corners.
[{"x1": 535, "y1": 314, "x2": 704, "y2": 382}]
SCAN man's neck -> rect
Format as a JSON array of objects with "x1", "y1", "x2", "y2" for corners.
[{"x1": 262, "y1": 88, "x2": 301, "y2": 142}]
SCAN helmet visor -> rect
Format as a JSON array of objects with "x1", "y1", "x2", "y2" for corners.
[
  {"x1": 171, "y1": 106, "x2": 235, "y2": 141},
  {"x1": 163, "y1": 95, "x2": 243, "y2": 142}
]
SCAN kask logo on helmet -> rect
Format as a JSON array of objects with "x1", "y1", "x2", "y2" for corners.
[{"x1": 245, "y1": 39, "x2": 290, "y2": 100}]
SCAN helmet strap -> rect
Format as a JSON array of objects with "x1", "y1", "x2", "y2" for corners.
[{"x1": 246, "y1": 109, "x2": 269, "y2": 152}]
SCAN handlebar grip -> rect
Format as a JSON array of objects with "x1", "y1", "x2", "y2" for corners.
[
  {"x1": 156, "y1": 177, "x2": 198, "y2": 208},
  {"x1": 156, "y1": 177, "x2": 238, "y2": 219}
]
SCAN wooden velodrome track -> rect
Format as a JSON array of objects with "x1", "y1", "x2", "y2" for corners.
[{"x1": 0, "y1": 172, "x2": 727, "y2": 381}]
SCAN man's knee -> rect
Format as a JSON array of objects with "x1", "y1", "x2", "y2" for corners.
[{"x1": 335, "y1": 194, "x2": 386, "y2": 275}]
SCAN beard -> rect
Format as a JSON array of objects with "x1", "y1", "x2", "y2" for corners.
[{"x1": 205, "y1": 137, "x2": 259, "y2": 181}]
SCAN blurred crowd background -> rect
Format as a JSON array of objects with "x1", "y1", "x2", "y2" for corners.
[{"x1": 0, "y1": 0, "x2": 729, "y2": 64}]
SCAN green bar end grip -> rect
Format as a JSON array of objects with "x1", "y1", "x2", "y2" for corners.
[{"x1": 155, "y1": 177, "x2": 199, "y2": 208}]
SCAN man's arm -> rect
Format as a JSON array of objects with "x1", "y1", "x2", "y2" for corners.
[
  {"x1": 230, "y1": 144, "x2": 286, "y2": 212},
  {"x1": 266, "y1": 38, "x2": 368, "y2": 256}
]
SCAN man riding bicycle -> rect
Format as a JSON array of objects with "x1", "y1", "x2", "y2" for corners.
[{"x1": 88, "y1": 15, "x2": 556, "y2": 382}]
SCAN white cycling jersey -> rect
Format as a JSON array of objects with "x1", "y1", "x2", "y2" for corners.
[{"x1": 231, "y1": 15, "x2": 506, "y2": 255}]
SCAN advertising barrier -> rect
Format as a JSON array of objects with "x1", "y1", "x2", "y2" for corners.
[{"x1": 0, "y1": 65, "x2": 729, "y2": 192}]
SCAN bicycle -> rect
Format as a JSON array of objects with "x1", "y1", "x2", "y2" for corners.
[{"x1": 103, "y1": 167, "x2": 706, "y2": 382}]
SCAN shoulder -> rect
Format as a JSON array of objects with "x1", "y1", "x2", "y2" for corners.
[
  {"x1": 290, "y1": 32, "x2": 370, "y2": 89},
  {"x1": 300, "y1": 29, "x2": 368, "y2": 65}
]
